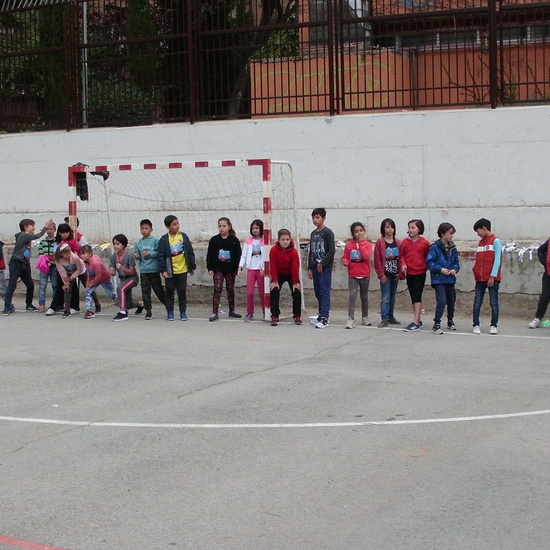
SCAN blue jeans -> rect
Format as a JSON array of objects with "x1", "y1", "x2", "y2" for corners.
[
  {"x1": 38, "y1": 266, "x2": 58, "y2": 307},
  {"x1": 312, "y1": 266, "x2": 332, "y2": 319},
  {"x1": 473, "y1": 280, "x2": 500, "y2": 327},
  {"x1": 380, "y1": 276, "x2": 398, "y2": 321},
  {"x1": 433, "y1": 283, "x2": 456, "y2": 324},
  {"x1": 86, "y1": 281, "x2": 116, "y2": 311}
]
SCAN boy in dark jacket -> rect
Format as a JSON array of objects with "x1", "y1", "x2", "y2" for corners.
[
  {"x1": 157, "y1": 215, "x2": 196, "y2": 321},
  {"x1": 528, "y1": 237, "x2": 550, "y2": 329},
  {"x1": 426, "y1": 222, "x2": 460, "y2": 335},
  {"x1": 269, "y1": 229, "x2": 302, "y2": 326}
]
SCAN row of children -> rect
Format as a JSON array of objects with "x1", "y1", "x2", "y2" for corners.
[{"x1": 2, "y1": 210, "x2": 549, "y2": 331}]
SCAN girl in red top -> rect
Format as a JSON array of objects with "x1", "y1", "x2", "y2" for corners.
[
  {"x1": 400, "y1": 219, "x2": 430, "y2": 331},
  {"x1": 342, "y1": 222, "x2": 372, "y2": 329}
]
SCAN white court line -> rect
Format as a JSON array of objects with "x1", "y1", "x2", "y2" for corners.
[{"x1": 1, "y1": 409, "x2": 549, "y2": 429}]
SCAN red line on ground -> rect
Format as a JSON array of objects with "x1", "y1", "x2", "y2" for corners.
[{"x1": 0, "y1": 535, "x2": 70, "y2": 550}]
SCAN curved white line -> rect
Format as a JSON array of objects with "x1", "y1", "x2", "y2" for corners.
[{"x1": 1, "y1": 409, "x2": 549, "y2": 429}]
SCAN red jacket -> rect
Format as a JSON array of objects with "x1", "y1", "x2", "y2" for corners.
[
  {"x1": 473, "y1": 234, "x2": 502, "y2": 282},
  {"x1": 342, "y1": 239, "x2": 372, "y2": 278},
  {"x1": 399, "y1": 236, "x2": 429, "y2": 275},
  {"x1": 374, "y1": 237, "x2": 403, "y2": 279},
  {"x1": 85, "y1": 254, "x2": 112, "y2": 287},
  {"x1": 269, "y1": 241, "x2": 300, "y2": 284}
]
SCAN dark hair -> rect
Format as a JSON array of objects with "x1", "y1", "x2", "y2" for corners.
[
  {"x1": 56, "y1": 223, "x2": 74, "y2": 242},
  {"x1": 164, "y1": 215, "x2": 178, "y2": 228},
  {"x1": 408, "y1": 219, "x2": 425, "y2": 235},
  {"x1": 380, "y1": 218, "x2": 396, "y2": 237},
  {"x1": 218, "y1": 217, "x2": 236, "y2": 236},
  {"x1": 19, "y1": 218, "x2": 35, "y2": 232},
  {"x1": 350, "y1": 222, "x2": 365, "y2": 238},
  {"x1": 311, "y1": 207, "x2": 326, "y2": 218},
  {"x1": 278, "y1": 228, "x2": 291, "y2": 239},
  {"x1": 473, "y1": 218, "x2": 491, "y2": 231},
  {"x1": 80, "y1": 244, "x2": 93, "y2": 255},
  {"x1": 250, "y1": 219, "x2": 264, "y2": 237},
  {"x1": 64, "y1": 216, "x2": 80, "y2": 227},
  {"x1": 112, "y1": 234, "x2": 128, "y2": 248},
  {"x1": 437, "y1": 222, "x2": 456, "y2": 238},
  {"x1": 54, "y1": 242, "x2": 72, "y2": 261},
  {"x1": 140, "y1": 219, "x2": 153, "y2": 228}
]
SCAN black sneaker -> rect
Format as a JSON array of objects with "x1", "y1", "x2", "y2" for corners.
[
  {"x1": 432, "y1": 323, "x2": 443, "y2": 335},
  {"x1": 378, "y1": 319, "x2": 389, "y2": 328},
  {"x1": 228, "y1": 311, "x2": 242, "y2": 318},
  {"x1": 144, "y1": 310, "x2": 152, "y2": 320},
  {"x1": 62, "y1": 310, "x2": 71, "y2": 319},
  {"x1": 112, "y1": 312, "x2": 129, "y2": 322},
  {"x1": 95, "y1": 304, "x2": 102, "y2": 313},
  {"x1": 388, "y1": 316, "x2": 401, "y2": 325},
  {"x1": 2, "y1": 305, "x2": 15, "y2": 315},
  {"x1": 134, "y1": 303, "x2": 144, "y2": 315},
  {"x1": 26, "y1": 304, "x2": 39, "y2": 311}
]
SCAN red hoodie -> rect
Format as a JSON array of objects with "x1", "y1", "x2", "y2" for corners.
[
  {"x1": 269, "y1": 241, "x2": 300, "y2": 284},
  {"x1": 342, "y1": 239, "x2": 372, "y2": 278},
  {"x1": 399, "y1": 236, "x2": 429, "y2": 275},
  {"x1": 85, "y1": 254, "x2": 112, "y2": 287}
]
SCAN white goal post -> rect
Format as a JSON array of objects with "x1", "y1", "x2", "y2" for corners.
[{"x1": 67, "y1": 158, "x2": 301, "y2": 319}]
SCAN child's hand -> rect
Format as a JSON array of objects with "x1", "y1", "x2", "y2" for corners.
[
  {"x1": 142, "y1": 251, "x2": 150, "y2": 257},
  {"x1": 116, "y1": 263, "x2": 122, "y2": 270},
  {"x1": 488, "y1": 276, "x2": 495, "y2": 287},
  {"x1": 237, "y1": 267, "x2": 243, "y2": 278},
  {"x1": 133, "y1": 252, "x2": 140, "y2": 259},
  {"x1": 379, "y1": 274, "x2": 387, "y2": 284},
  {"x1": 189, "y1": 270, "x2": 195, "y2": 276},
  {"x1": 342, "y1": 258, "x2": 349, "y2": 267},
  {"x1": 401, "y1": 264, "x2": 407, "y2": 274},
  {"x1": 62, "y1": 283, "x2": 69, "y2": 292},
  {"x1": 293, "y1": 283, "x2": 301, "y2": 291},
  {"x1": 307, "y1": 269, "x2": 313, "y2": 280},
  {"x1": 270, "y1": 282, "x2": 279, "y2": 291},
  {"x1": 110, "y1": 268, "x2": 116, "y2": 276},
  {"x1": 208, "y1": 270, "x2": 214, "y2": 277},
  {"x1": 259, "y1": 270, "x2": 265, "y2": 277},
  {"x1": 316, "y1": 263, "x2": 323, "y2": 273},
  {"x1": 162, "y1": 272, "x2": 169, "y2": 279}
]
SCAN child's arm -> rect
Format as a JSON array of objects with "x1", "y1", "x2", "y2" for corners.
[
  {"x1": 321, "y1": 229, "x2": 336, "y2": 267},
  {"x1": 341, "y1": 242, "x2": 350, "y2": 267},
  {"x1": 488, "y1": 238, "x2": 502, "y2": 286},
  {"x1": 537, "y1": 239, "x2": 549, "y2": 269},
  {"x1": 269, "y1": 247, "x2": 279, "y2": 289},
  {"x1": 426, "y1": 245, "x2": 441, "y2": 275}
]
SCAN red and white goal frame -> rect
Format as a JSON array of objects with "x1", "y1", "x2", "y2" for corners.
[{"x1": 68, "y1": 158, "x2": 300, "y2": 319}]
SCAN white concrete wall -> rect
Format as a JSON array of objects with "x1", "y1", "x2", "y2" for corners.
[{"x1": 1, "y1": 105, "x2": 549, "y2": 245}]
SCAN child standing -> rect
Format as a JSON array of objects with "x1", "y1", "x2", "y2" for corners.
[
  {"x1": 206, "y1": 217, "x2": 242, "y2": 321},
  {"x1": 237, "y1": 219, "x2": 265, "y2": 321},
  {"x1": 307, "y1": 208, "x2": 335, "y2": 329},
  {"x1": 135, "y1": 219, "x2": 167, "y2": 320},
  {"x1": 472, "y1": 218, "x2": 502, "y2": 335},
  {"x1": 342, "y1": 222, "x2": 372, "y2": 329},
  {"x1": 80, "y1": 244, "x2": 116, "y2": 319},
  {"x1": 110, "y1": 234, "x2": 143, "y2": 322},
  {"x1": 36, "y1": 222, "x2": 57, "y2": 311},
  {"x1": 53, "y1": 243, "x2": 87, "y2": 319},
  {"x1": 374, "y1": 218, "x2": 402, "y2": 328},
  {"x1": 269, "y1": 229, "x2": 302, "y2": 326},
  {"x1": 3, "y1": 217, "x2": 53, "y2": 315},
  {"x1": 0, "y1": 239, "x2": 6, "y2": 298},
  {"x1": 400, "y1": 219, "x2": 430, "y2": 332},
  {"x1": 528, "y1": 236, "x2": 550, "y2": 329},
  {"x1": 426, "y1": 223, "x2": 460, "y2": 335},
  {"x1": 157, "y1": 215, "x2": 196, "y2": 322}
]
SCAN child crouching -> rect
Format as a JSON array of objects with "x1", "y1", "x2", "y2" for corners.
[{"x1": 81, "y1": 244, "x2": 116, "y2": 319}]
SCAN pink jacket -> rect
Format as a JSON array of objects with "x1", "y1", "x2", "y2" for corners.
[
  {"x1": 85, "y1": 254, "x2": 112, "y2": 287},
  {"x1": 342, "y1": 240, "x2": 372, "y2": 278},
  {"x1": 55, "y1": 252, "x2": 86, "y2": 284}
]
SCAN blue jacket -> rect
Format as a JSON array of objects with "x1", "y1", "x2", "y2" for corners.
[{"x1": 426, "y1": 240, "x2": 460, "y2": 285}]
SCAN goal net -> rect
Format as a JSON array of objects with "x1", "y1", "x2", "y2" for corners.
[{"x1": 68, "y1": 158, "x2": 302, "y2": 319}]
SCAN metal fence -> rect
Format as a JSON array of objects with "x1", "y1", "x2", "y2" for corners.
[{"x1": 0, "y1": 0, "x2": 549, "y2": 132}]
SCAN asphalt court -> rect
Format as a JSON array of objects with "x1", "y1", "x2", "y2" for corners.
[{"x1": 1, "y1": 304, "x2": 549, "y2": 550}]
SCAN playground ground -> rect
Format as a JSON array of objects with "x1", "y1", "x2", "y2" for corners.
[{"x1": 1, "y1": 300, "x2": 549, "y2": 550}]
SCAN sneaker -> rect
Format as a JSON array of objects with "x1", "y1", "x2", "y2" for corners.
[
  {"x1": 70, "y1": 309, "x2": 80, "y2": 315},
  {"x1": 2, "y1": 305, "x2": 14, "y2": 315},
  {"x1": 310, "y1": 315, "x2": 321, "y2": 325},
  {"x1": 62, "y1": 310, "x2": 71, "y2": 319},
  {"x1": 209, "y1": 314, "x2": 219, "y2": 322},
  {"x1": 26, "y1": 304, "x2": 38, "y2": 311},
  {"x1": 167, "y1": 312, "x2": 174, "y2": 321},
  {"x1": 403, "y1": 322, "x2": 420, "y2": 332},
  {"x1": 472, "y1": 325, "x2": 481, "y2": 335},
  {"x1": 228, "y1": 311, "x2": 242, "y2": 318},
  {"x1": 38, "y1": 305, "x2": 45, "y2": 312},
  {"x1": 418, "y1": 320, "x2": 423, "y2": 328},
  {"x1": 180, "y1": 312, "x2": 188, "y2": 321},
  {"x1": 345, "y1": 318, "x2": 355, "y2": 329},
  {"x1": 293, "y1": 315, "x2": 302, "y2": 325},
  {"x1": 447, "y1": 320, "x2": 457, "y2": 331},
  {"x1": 112, "y1": 312, "x2": 129, "y2": 322},
  {"x1": 145, "y1": 310, "x2": 152, "y2": 320},
  {"x1": 361, "y1": 317, "x2": 372, "y2": 326},
  {"x1": 432, "y1": 323, "x2": 443, "y2": 335},
  {"x1": 315, "y1": 318, "x2": 328, "y2": 329},
  {"x1": 135, "y1": 303, "x2": 144, "y2": 315},
  {"x1": 489, "y1": 325, "x2": 498, "y2": 335},
  {"x1": 84, "y1": 310, "x2": 95, "y2": 319},
  {"x1": 95, "y1": 304, "x2": 102, "y2": 313},
  {"x1": 528, "y1": 318, "x2": 541, "y2": 329},
  {"x1": 45, "y1": 308, "x2": 56, "y2": 316},
  {"x1": 271, "y1": 316, "x2": 279, "y2": 326},
  {"x1": 378, "y1": 319, "x2": 389, "y2": 328},
  {"x1": 244, "y1": 313, "x2": 253, "y2": 322},
  {"x1": 388, "y1": 316, "x2": 401, "y2": 325}
]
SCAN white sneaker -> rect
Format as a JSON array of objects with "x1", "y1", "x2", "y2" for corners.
[
  {"x1": 345, "y1": 318, "x2": 355, "y2": 329},
  {"x1": 315, "y1": 318, "x2": 328, "y2": 329},
  {"x1": 529, "y1": 318, "x2": 541, "y2": 329},
  {"x1": 310, "y1": 315, "x2": 320, "y2": 325},
  {"x1": 472, "y1": 325, "x2": 481, "y2": 335},
  {"x1": 70, "y1": 308, "x2": 80, "y2": 315},
  {"x1": 489, "y1": 326, "x2": 498, "y2": 335},
  {"x1": 361, "y1": 317, "x2": 372, "y2": 326},
  {"x1": 45, "y1": 308, "x2": 56, "y2": 316}
]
